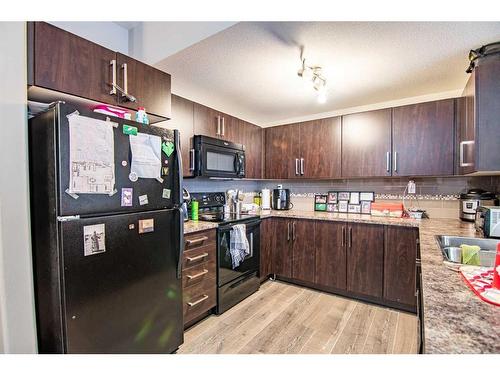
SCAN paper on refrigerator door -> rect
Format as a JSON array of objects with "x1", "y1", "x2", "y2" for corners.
[
  {"x1": 68, "y1": 114, "x2": 115, "y2": 195},
  {"x1": 129, "y1": 133, "x2": 162, "y2": 180}
]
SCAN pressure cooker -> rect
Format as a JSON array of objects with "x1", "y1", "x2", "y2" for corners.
[{"x1": 459, "y1": 189, "x2": 498, "y2": 222}]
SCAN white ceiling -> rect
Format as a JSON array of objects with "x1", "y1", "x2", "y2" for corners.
[{"x1": 155, "y1": 22, "x2": 500, "y2": 126}]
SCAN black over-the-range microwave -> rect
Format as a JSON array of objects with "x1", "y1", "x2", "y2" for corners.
[{"x1": 193, "y1": 135, "x2": 246, "y2": 178}]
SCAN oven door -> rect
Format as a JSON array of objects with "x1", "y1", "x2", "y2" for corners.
[
  {"x1": 197, "y1": 143, "x2": 244, "y2": 178},
  {"x1": 217, "y1": 220, "x2": 260, "y2": 287}
]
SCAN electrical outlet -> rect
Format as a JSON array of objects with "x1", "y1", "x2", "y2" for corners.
[{"x1": 407, "y1": 180, "x2": 416, "y2": 194}]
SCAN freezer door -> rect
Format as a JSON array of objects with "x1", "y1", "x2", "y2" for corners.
[
  {"x1": 59, "y1": 209, "x2": 183, "y2": 353},
  {"x1": 55, "y1": 104, "x2": 181, "y2": 216}
]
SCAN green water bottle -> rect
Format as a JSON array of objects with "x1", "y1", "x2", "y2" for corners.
[{"x1": 191, "y1": 200, "x2": 199, "y2": 221}]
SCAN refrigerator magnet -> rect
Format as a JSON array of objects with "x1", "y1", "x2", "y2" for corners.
[
  {"x1": 138, "y1": 219, "x2": 154, "y2": 234},
  {"x1": 162, "y1": 188, "x2": 171, "y2": 199},
  {"x1": 349, "y1": 192, "x2": 360, "y2": 205},
  {"x1": 162, "y1": 141, "x2": 175, "y2": 157},
  {"x1": 138, "y1": 194, "x2": 149, "y2": 205},
  {"x1": 83, "y1": 224, "x2": 106, "y2": 256},
  {"x1": 121, "y1": 188, "x2": 133, "y2": 207},
  {"x1": 129, "y1": 172, "x2": 138, "y2": 182}
]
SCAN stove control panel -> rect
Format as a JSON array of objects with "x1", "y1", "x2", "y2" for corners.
[{"x1": 189, "y1": 192, "x2": 226, "y2": 208}]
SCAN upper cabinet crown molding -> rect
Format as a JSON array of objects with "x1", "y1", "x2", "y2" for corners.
[{"x1": 27, "y1": 22, "x2": 171, "y2": 119}]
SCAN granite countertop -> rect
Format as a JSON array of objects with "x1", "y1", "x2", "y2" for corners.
[
  {"x1": 417, "y1": 219, "x2": 500, "y2": 354},
  {"x1": 184, "y1": 210, "x2": 499, "y2": 353},
  {"x1": 183, "y1": 220, "x2": 218, "y2": 234}
]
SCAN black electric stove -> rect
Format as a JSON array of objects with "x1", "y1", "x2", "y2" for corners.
[
  {"x1": 188, "y1": 192, "x2": 261, "y2": 314},
  {"x1": 189, "y1": 192, "x2": 260, "y2": 224}
]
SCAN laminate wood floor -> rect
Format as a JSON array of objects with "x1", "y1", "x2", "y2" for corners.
[{"x1": 178, "y1": 281, "x2": 418, "y2": 354}]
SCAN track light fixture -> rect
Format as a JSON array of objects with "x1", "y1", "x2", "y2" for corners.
[{"x1": 297, "y1": 58, "x2": 327, "y2": 103}]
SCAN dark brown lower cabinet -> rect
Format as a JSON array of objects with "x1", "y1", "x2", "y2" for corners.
[
  {"x1": 272, "y1": 219, "x2": 292, "y2": 278},
  {"x1": 291, "y1": 220, "x2": 315, "y2": 283},
  {"x1": 384, "y1": 226, "x2": 418, "y2": 307},
  {"x1": 259, "y1": 218, "x2": 274, "y2": 282},
  {"x1": 314, "y1": 221, "x2": 346, "y2": 290},
  {"x1": 262, "y1": 217, "x2": 417, "y2": 312},
  {"x1": 346, "y1": 223, "x2": 384, "y2": 299}
]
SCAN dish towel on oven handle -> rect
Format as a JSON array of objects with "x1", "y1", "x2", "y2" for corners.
[{"x1": 228, "y1": 224, "x2": 249, "y2": 269}]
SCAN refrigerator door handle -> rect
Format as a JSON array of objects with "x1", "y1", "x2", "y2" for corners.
[
  {"x1": 176, "y1": 207, "x2": 184, "y2": 280},
  {"x1": 173, "y1": 129, "x2": 183, "y2": 206}
]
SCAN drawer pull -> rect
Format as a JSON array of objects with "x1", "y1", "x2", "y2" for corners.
[
  {"x1": 186, "y1": 236, "x2": 209, "y2": 246},
  {"x1": 186, "y1": 252, "x2": 209, "y2": 262},
  {"x1": 187, "y1": 294, "x2": 209, "y2": 307},
  {"x1": 187, "y1": 269, "x2": 209, "y2": 280}
]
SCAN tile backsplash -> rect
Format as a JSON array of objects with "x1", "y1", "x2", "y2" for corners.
[{"x1": 183, "y1": 176, "x2": 500, "y2": 219}]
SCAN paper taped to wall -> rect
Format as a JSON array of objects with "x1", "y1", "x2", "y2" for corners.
[
  {"x1": 68, "y1": 114, "x2": 115, "y2": 195},
  {"x1": 129, "y1": 133, "x2": 162, "y2": 180}
]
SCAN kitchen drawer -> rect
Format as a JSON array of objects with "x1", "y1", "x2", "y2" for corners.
[
  {"x1": 184, "y1": 229, "x2": 216, "y2": 251},
  {"x1": 182, "y1": 258, "x2": 216, "y2": 289},
  {"x1": 182, "y1": 243, "x2": 216, "y2": 269},
  {"x1": 183, "y1": 277, "x2": 216, "y2": 324}
]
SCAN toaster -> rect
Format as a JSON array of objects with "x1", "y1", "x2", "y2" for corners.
[{"x1": 475, "y1": 206, "x2": 500, "y2": 238}]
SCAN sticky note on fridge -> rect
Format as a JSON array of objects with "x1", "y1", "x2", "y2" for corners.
[
  {"x1": 138, "y1": 194, "x2": 149, "y2": 205},
  {"x1": 162, "y1": 141, "x2": 174, "y2": 157},
  {"x1": 121, "y1": 188, "x2": 133, "y2": 207},
  {"x1": 162, "y1": 188, "x2": 171, "y2": 199},
  {"x1": 123, "y1": 124, "x2": 138, "y2": 136}
]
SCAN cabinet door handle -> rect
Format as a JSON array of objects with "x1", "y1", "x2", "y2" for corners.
[
  {"x1": 295, "y1": 158, "x2": 299, "y2": 175},
  {"x1": 348, "y1": 227, "x2": 352, "y2": 248},
  {"x1": 186, "y1": 252, "x2": 209, "y2": 262},
  {"x1": 187, "y1": 294, "x2": 209, "y2": 307},
  {"x1": 186, "y1": 236, "x2": 209, "y2": 246},
  {"x1": 393, "y1": 151, "x2": 398, "y2": 173},
  {"x1": 221, "y1": 117, "x2": 225, "y2": 136},
  {"x1": 386, "y1": 151, "x2": 391, "y2": 173},
  {"x1": 287, "y1": 222, "x2": 290, "y2": 241},
  {"x1": 189, "y1": 149, "x2": 195, "y2": 171},
  {"x1": 122, "y1": 62, "x2": 128, "y2": 97},
  {"x1": 109, "y1": 59, "x2": 117, "y2": 95},
  {"x1": 216, "y1": 116, "x2": 220, "y2": 136},
  {"x1": 300, "y1": 158, "x2": 304, "y2": 175},
  {"x1": 341, "y1": 226, "x2": 345, "y2": 247},
  {"x1": 292, "y1": 222, "x2": 296, "y2": 241},
  {"x1": 459, "y1": 140, "x2": 474, "y2": 167},
  {"x1": 186, "y1": 269, "x2": 208, "y2": 280}
]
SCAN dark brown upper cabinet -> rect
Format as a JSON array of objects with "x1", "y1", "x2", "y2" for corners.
[
  {"x1": 115, "y1": 53, "x2": 171, "y2": 118},
  {"x1": 392, "y1": 99, "x2": 455, "y2": 177},
  {"x1": 299, "y1": 117, "x2": 342, "y2": 179},
  {"x1": 169, "y1": 95, "x2": 195, "y2": 177},
  {"x1": 264, "y1": 118, "x2": 341, "y2": 179},
  {"x1": 384, "y1": 226, "x2": 418, "y2": 308},
  {"x1": 458, "y1": 56, "x2": 500, "y2": 174},
  {"x1": 193, "y1": 103, "x2": 240, "y2": 142},
  {"x1": 346, "y1": 223, "x2": 384, "y2": 299},
  {"x1": 29, "y1": 22, "x2": 116, "y2": 105},
  {"x1": 28, "y1": 22, "x2": 172, "y2": 119},
  {"x1": 342, "y1": 109, "x2": 392, "y2": 178},
  {"x1": 238, "y1": 119, "x2": 263, "y2": 179},
  {"x1": 264, "y1": 124, "x2": 298, "y2": 179}
]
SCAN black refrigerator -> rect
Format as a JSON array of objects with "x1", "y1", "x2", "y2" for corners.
[{"x1": 28, "y1": 102, "x2": 184, "y2": 353}]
